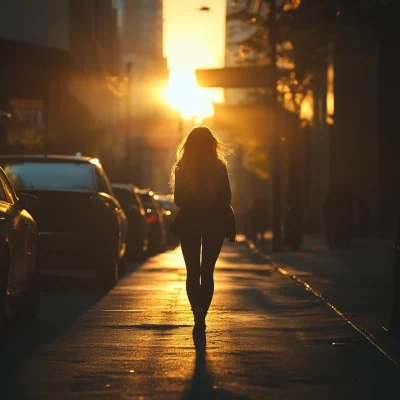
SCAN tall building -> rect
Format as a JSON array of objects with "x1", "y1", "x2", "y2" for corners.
[
  {"x1": 0, "y1": 0, "x2": 70, "y2": 51},
  {"x1": 121, "y1": 0, "x2": 168, "y2": 113},
  {"x1": 0, "y1": 0, "x2": 123, "y2": 159},
  {"x1": 118, "y1": 0, "x2": 174, "y2": 193},
  {"x1": 123, "y1": 0, "x2": 163, "y2": 58},
  {"x1": 70, "y1": 0, "x2": 122, "y2": 77}
]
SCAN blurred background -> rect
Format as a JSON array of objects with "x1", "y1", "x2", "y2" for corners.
[{"x1": 0, "y1": 0, "x2": 397, "y2": 245}]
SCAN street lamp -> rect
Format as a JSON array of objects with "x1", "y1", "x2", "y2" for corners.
[{"x1": 164, "y1": 6, "x2": 211, "y2": 23}]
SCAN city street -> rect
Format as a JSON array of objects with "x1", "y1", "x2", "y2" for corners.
[
  {"x1": 254, "y1": 235, "x2": 397, "y2": 350},
  {"x1": 1, "y1": 242, "x2": 399, "y2": 399},
  {"x1": 1, "y1": 1, "x2": 398, "y2": 399}
]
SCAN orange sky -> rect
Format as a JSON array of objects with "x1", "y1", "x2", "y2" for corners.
[
  {"x1": 163, "y1": 0, "x2": 226, "y2": 70},
  {"x1": 163, "y1": 0, "x2": 226, "y2": 114}
]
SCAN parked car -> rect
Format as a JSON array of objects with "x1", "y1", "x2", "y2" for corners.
[
  {"x1": 156, "y1": 194, "x2": 179, "y2": 246},
  {"x1": 0, "y1": 167, "x2": 40, "y2": 329},
  {"x1": 392, "y1": 215, "x2": 400, "y2": 333},
  {"x1": 112, "y1": 183, "x2": 149, "y2": 260},
  {"x1": 0, "y1": 155, "x2": 127, "y2": 288},
  {"x1": 137, "y1": 189, "x2": 167, "y2": 254}
]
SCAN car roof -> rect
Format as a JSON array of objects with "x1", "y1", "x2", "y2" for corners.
[
  {"x1": 137, "y1": 188, "x2": 153, "y2": 195},
  {"x1": 112, "y1": 183, "x2": 138, "y2": 192},
  {"x1": 0, "y1": 154, "x2": 96, "y2": 164},
  {"x1": 157, "y1": 194, "x2": 172, "y2": 200}
]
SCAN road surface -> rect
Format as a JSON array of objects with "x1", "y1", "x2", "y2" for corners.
[{"x1": 1, "y1": 242, "x2": 399, "y2": 399}]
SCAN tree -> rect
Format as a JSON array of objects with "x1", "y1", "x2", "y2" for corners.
[
  {"x1": 226, "y1": 0, "x2": 393, "y2": 248},
  {"x1": 227, "y1": 0, "x2": 392, "y2": 116}
]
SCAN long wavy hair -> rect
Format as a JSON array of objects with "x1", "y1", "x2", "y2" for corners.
[{"x1": 170, "y1": 126, "x2": 232, "y2": 193}]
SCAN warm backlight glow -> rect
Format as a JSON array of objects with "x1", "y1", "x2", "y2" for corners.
[
  {"x1": 300, "y1": 91, "x2": 314, "y2": 122},
  {"x1": 326, "y1": 62, "x2": 335, "y2": 125},
  {"x1": 167, "y1": 69, "x2": 215, "y2": 120},
  {"x1": 163, "y1": 1, "x2": 226, "y2": 120}
]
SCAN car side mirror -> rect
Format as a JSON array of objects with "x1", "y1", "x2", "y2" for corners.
[{"x1": 15, "y1": 193, "x2": 39, "y2": 211}]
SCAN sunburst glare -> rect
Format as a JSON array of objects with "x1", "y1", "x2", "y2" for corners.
[{"x1": 166, "y1": 69, "x2": 221, "y2": 120}]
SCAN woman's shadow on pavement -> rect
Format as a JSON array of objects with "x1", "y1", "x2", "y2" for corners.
[{"x1": 183, "y1": 332, "x2": 249, "y2": 400}]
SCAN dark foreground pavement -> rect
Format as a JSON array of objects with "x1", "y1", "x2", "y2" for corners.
[
  {"x1": 253, "y1": 234, "x2": 395, "y2": 348},
  {"x1": 1, "y1": 242, "x2": 399, "y2": 399}
]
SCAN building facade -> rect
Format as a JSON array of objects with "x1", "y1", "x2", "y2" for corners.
[
  {"x1": 123, "y1": 0, "x2": 163, "y2": 58},
  {"x1": 0, "y1": 0, "x2": 123, "y2": 162},
  {"x1": 301, "y1": 2, "x2": 398, "y2": 237},
  {"x1": 0, "y1": 0, "x2": 70, "y2": 51},
  {"x1": 117, "y1": 0, "x2": 174, "y2": 193}
]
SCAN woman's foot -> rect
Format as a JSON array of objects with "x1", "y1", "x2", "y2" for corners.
[{"x1": 192, "y1": 306, "x2": 206, "y2": 333}]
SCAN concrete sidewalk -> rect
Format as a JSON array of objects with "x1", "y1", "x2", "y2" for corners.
[
  {"x1": 256, "y1": 234, "x2": 394, "y2": 330},
  {"x1": 5, "y1": 241, "x2": 400, "y2": 399},
  {"x1": 250, "y1": 233, "x2": 399, "y2": 356}
]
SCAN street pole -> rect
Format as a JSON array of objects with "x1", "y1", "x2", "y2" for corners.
[
  {"x1": 126, "y1": 62, "x2": 133, "y2": 183},
  {"x1": 269, "y1": 0, "x2": 282, "y2": 252},
  {"x1": 0, "y1": 111, "x2": 12, "y2": 155}
]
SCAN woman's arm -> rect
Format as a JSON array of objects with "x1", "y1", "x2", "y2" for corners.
[
  {"x1": 220, "y1": 164, "x2": 232, "y2": 206},
  {"x1": 173, "y1": 169, "x2": 184, "y2": 208}
]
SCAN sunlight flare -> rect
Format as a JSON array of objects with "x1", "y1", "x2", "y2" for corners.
[{"x1": 166, "y1": 69, "x2": 217, "y2": 120}]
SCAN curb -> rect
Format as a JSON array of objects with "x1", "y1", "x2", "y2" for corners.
[{"x1": 244, "y1": 237, "x2": 399, "y2": 367}]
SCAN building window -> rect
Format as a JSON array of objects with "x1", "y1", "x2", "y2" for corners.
[{"x1": 326, "y1": 61, "x2": 335, "y2": 125}]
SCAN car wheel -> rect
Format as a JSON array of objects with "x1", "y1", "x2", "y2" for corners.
[
  {"x1": 118, "y1": 257, "x2": 126, "y2": 277},
  {"x1": 9, "y1": 279, "x2": 40, "y2": 322},
  {"x1": 136, "y1": 250, "x2": 147, "y2": 261},
  {"x1": 97, "y1": 249, "x2": 119, "y2": 289},
  {"x1": 0, "y1": 282, "x2": 6, "y2": 332},
  {"x1": 133, "y1": 239, "x2": 147, "y2": 261},
  {"x1": 0, "y1": 244, "x2": 10, "y2": 332},
  {"x1": 157, "y1": 243, "x2": 166, "y2": 253}
]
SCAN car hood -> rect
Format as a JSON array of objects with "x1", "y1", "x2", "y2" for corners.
[{"x1": 15, "y1": 189, "x2": 96, "y2": 233}]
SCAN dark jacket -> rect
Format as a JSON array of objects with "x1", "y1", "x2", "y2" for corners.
[{"x1": 170, "y1": 161, "x2": 236, "y2": 241}]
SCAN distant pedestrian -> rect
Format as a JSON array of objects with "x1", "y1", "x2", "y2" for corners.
[
  {"x1": 331, "y1": 184, "x2": 353, "y2": 249},
  {"x1": 323, "y1": 190, "x2": 335, "y2": 248},
  {"x1": 250, "y1": 195, "x2": 268, "y2": 241},
  {"x1": 169, "y1": 127, "x2": 236, "y2": 334},
  {"x1": 338, "y1": 184, "x2": 353, "y2": 248},
  {"x1": 358, "y1": 195, "x2": 369, "y2": 236},
  {"x1": 285, "y1": 190, "x2": 304, "y2": 251}
]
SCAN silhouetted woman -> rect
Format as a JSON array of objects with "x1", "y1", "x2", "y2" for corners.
[{"x1": 170, "y1": 127, "x2": 235, "y2": 333}]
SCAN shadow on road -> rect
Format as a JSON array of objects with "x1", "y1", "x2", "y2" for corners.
[
  {"x1": 183, "y1": 333, "x2": 249, "y2": 400},
  {"x1": 0, "y1": 255, "x2": 154, "y2": 399},
  {"x1": 0, "y1": 276, "x2": 110, "y2": 400}
]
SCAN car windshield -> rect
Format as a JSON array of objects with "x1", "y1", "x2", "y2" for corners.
[
  {"x1": 159, "y1": 198, "x2": 173, "y2": 210},
  {"x1": 113, "y1": 188, "x2": 138, "y2": 209},
  {"x1": 1, "y1": 162, "x2": 97, "y2": 191},
  {"x1": 139, "y1": 193, "x2": 155, "y2": 209}
]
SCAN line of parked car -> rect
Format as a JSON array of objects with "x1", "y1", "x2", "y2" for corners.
[{"x1": 0, "y1": 154, "x2": 178, "y2": 330}]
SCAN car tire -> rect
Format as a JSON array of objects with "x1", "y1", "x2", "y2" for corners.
[
  {"x1": 0, "y1": 280, "x2": 6, "y2": 333},
  {"x1": 136, "y1": 250, "x2": 147, "y2": 261},
  {"x1": 133, "y1": 239, "x2": 146, "y2": 260},
  {"x1": 157, "y1": 242, "x2": 166, "y2": 253},
  {"x1": 97, "y1": 249, "x2": 119, "y2": 289},
  {"x1": 149, "y1": 234, "x2": 164, "y2": 255},
  {"x1": 118, "y1": 257, "x2": 126, "y2": 277},
  {"x1": 9, "y1": 277, "x2": 40, "y2": 322},
  {"x1": 0, "y1": 243, "x2": 9, "y2": 332}
]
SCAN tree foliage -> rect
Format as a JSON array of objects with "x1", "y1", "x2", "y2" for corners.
[
  {"x1": 227, "y1": 0, "x2": 392, "y2": 115},
  {"x1": 225, "y1": 0, "x2": 394, "y2": 180}
]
